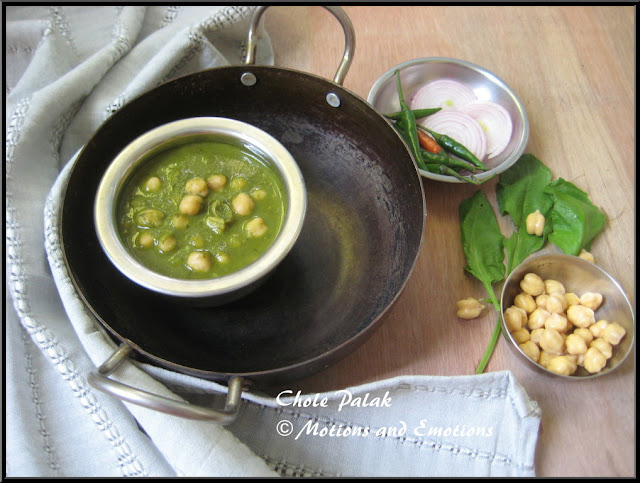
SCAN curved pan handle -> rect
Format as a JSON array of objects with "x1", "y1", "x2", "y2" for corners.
[
  {"x1": 88, "y1": 343, "x2": 244, "y2": 423},
  {"x1": 245, "y1": 6, "x2": 355, "y2": 86}
]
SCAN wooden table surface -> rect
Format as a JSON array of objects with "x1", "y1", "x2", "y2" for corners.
[{"x1": 261, "y1": 6, "x2": 635, "y2": 478}]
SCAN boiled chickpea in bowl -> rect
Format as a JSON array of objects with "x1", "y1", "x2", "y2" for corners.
[{"x1": 500, "y1": 254, "x2": 634, "y2": 379}]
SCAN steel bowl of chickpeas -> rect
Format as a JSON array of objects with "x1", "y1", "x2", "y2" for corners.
[
  {"x1": 500, "y1": 253, "x2": 634, "y2": 378},
  {"x1": 94, "y1": 117, "x2": 307, "y2": 307}
]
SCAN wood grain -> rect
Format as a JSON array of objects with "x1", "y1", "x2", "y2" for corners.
[{"x1": 262, "y1": 6, "x2": 635, "y2": 477}]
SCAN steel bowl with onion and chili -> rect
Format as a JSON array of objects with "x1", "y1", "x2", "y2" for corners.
[{"x1": 368, "y1": 57, "x2": 529, "y2": 184}]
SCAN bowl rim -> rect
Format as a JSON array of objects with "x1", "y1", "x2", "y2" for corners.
[
  {"x1": 367, "y1": 56, "x2": 530, "y2": 183},
  {"x1": 500, "y1": 253, "x2": 635, "y2": 379},
  {"x1": 93, "y1": 116, "x2": 307, "y2": 299}
]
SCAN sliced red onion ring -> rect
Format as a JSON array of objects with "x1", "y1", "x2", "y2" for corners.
[
  {"x1": 420, "y1": 110, "x2": 487, "y2": 162},
  {"x1": 458, "y1": 100, "x2": 513, "y2": 159},
  {"x1": 410, "y1": 79, "x2": 478, "y2": 111}
]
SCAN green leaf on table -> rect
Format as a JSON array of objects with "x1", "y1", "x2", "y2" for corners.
[
  {"x1": 459, "y1": 190, "x2": 506, "y2": 305},
  {"x1": 496, "y1": 154, "x2": 554, "y2": 228},
  {"x1": 496, "y1": 154, "x2": 554, "y2": 272},
  {"x1": 501, "y1": 233, "x2": 544, "y2": 275},
  {"x1": 544, "y1": 178, "x2": 607, "y2": 255}
]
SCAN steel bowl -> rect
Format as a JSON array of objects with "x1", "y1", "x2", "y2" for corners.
[
  {"x1": 367, "y1": 57, "x2": 529, "y2": 183},
  {"x1": 94, "y1": 117, "x2": 307, "y2": 307},
  {"x1": 501, "y1": 254, "x2": 635, "y2": 379}
]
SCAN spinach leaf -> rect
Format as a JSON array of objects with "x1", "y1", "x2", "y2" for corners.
[
  {"x1": 459, "y1": 190, "x2": 506, "y2": 309},
  {"x1": 496, "y1": 154, "x2": 553, "y2": 227},
  {"x1": 545, "y1": 178, "x2": 607, "y2": 255},
  {"x1": 459, "y1": 190, "x2": 506, "y2": 374},
  {"x1": 496, "y1": 154, "x2": 554, "y2": 272}
]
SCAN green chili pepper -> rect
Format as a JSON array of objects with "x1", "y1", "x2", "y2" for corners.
[
  {"x1": 385, "y1": 107, "x2": 442, "y2": 121},
  {"x1": 424, "y1": 163, "x2": 481, "y2": 184},
  {"x1": 394, "y1": 71, "x2": 424, "y2": 169},
  {"x1": 420, "y1": 125, "x2": 488, "y2": 171},
  {"x1": 420, "y1": 149, "x2": 478, "y2": 173},
  {"x1": 395, "y1": 122, "x2": 428, "y2": 170}
]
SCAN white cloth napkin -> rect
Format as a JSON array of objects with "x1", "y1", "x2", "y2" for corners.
[{"x1": 5, "y1": 6, "x2": 542, "y2": 477}]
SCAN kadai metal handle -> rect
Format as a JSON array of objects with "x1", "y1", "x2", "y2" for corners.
[
  {"x1": 244, "y1": 5, "x2": 355, "y2": 86},
  {"x1": 88, "y1": 343, "x2": 244, "y2": 423}
]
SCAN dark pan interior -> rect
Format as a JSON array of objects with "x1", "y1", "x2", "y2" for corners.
[{"x1": 61, "y1": 66, "x2": 425, "y2": 382}]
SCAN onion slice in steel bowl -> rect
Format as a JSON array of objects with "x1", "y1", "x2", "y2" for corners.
[
  {"x1": 420, "y1": 110, "x2": 487, "y2": 162},
  {"x1": 458, "y1": 100, "x2": 513, "y2": 159},
  {"x1": 410, "y1": 79, "x2": 477, "y2": 111}
]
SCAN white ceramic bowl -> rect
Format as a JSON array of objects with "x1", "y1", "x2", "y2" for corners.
[{"x1": 368, "y1": 57, "x2": 529, "y2": 183}]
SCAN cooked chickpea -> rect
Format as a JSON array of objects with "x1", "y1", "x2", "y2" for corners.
[
  {"x1": 565, "y1": 333, "x2": 588, "y2": 355},
  {"x1": 579, "y1": 292, "x2": 603, "y2": 311},
  {"x1": 187, "y1": 251, "x2": 212, "y2": 272},
  {"x1": 228, "y1": 234, "x2": 243, "y2": 248},
  {"x1": 545, "y1": 313, "x2": 569, "y2": 333},
  {"x1": 144, "y1": 176, "x2": 162, "y2": 192},
  {"x1": 530, "y1": 328, "x2": 545, "y2": 345},
  {"x1": 602, "y1": 322, "x2": 626, "y2": 346},
  {"x1": 136, "y1": 208, "x2": 165, "y2": 228},
  {"x1": 230, "y1": 176, "x2": 248, "y2": 190},
  {"x1": 172, "y1": 214, "x2": 190, "y2": 230},
  {"x1": 514, "y1": 293, "x2": 536, "y2": 314},
  {"x1": 589, "y1": 319, "x2": 609, "y2": 338},
  {"x1": 539, "y1": 328, "x2": 565, "y2": 355},
  {"x1": 575, "y1": 353, "x2": 585, "y2": 367},
  {"x1": 251, "y1": 188, "x2": 267, "y2": 201},
  {"x1": 519, "y1": 340, "x2": 540, "y2": 362},
  {"x1": 538, "y1": 351, "x2": 555, "y2": 368},
  {"x1": 215, "y1": 252, "x2": 230, "y2": 264},
  {"x1": 566, "y1": 304, "x2": 595, "y2": 328},
  {"x1": 520, "y1": 272, "x2": 545, "y2": 296},
  {"x1": 590, "y1": 338, "x2": 613, "y2": 359},
  {"x1": 547, "y1": 356, "x2": 577, "y2": 376},
  {"x1": 544, "y1": 279, "x2": 566, "y2": 295},
  {"x1": 578, "y1": 249, "x2": 595, "y2": 263},
  {"x1": 583, "y1": 347, "x2": 607, "y2": 373},
  {"x1": 185, "y1": 177, "x2": 209, "y2": 197},
  {"x1": 207, "y1": 174, "x2": 228, "y2": 192},
  {"x1": 572, "y1": 327, "x2": 594, "y2": 345},
  {"x1": 232, "y1": 192, "x2": 255, "y2": 216},
  {"x1": 188, "y1": 234, "x2": 205, "y2": 248},
  {"x1": 137, "y1": 232, "x2": 154, "y2": 248},
  {"x1": 546, "y1": 293, "x2": 567, "y2": 314},
  {"x1": 245, "y1": 217, "x2": 268, "y2": 237},
  {"x1": 158, "y1": 235, "x2": 176, "y2": 253},
  {"x1": 179, "y1": 195, "x2": 203, "y2": 215},
  {"x1": 565, "y1": 356, "x2": 579, "y2": 374},
  {"x1": 564, "y1": 353, "x2": 579, "y2": 366},
  {"x1": 564, "y1": 292, "x2": 581, "y2": 307},
  {"x1": 527, "y1": 307, "x2": 551, "y2": 330},
  {"x1": 511, "y1": 327, "x2": 530, "y2": 344},
  {"x1": 535, "y1": 294, "x2": 550, "y2": 310},
  {"x1": 504, "y1": 305, "x2": 526, "y2": 332},
  {"x1": 526, "y1": 209, "x2": 545, "y2": 237},
  {"x1": 456, "y1": 298, "x2": 485, "y2": 319}
]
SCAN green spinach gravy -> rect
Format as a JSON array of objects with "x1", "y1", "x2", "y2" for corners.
[{"x1": 117, "y1": 141, "x2": 287, "y2": 279}]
